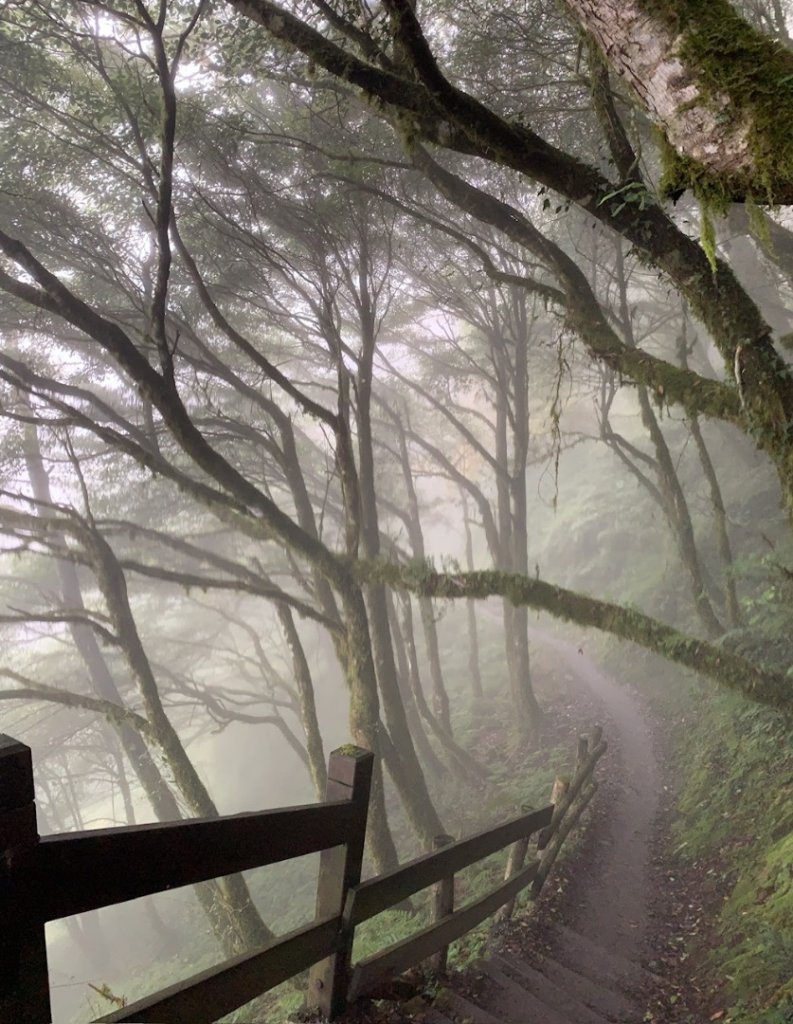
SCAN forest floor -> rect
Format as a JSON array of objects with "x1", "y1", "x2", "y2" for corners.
[{"x1": 341, "y1": 628, "x2": 709, "y2": 1024}]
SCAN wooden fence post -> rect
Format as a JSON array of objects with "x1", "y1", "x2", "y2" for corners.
[
  {"x1": 499, "y1": 802, "x2": 534, "y2": 923},
  {"x1": 576, "y1": 735, "x2": 589, "y2": 772},
  {"x1": 307, "y1": 745, "x2": 373, "y2": 1021},
  {"x1": 429, "y1": 834, "x2": 455, "y2": 973},
  {"x1": 532, "y1": 782, "x2": 599, "y2": 897},
  {"x1": 0, "y1": 735, "x2": 50, "y2": 1024},
  {"x1": 537, "y1": 775, "x2": 570, "y2": 852}
]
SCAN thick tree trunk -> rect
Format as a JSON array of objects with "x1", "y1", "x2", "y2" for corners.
[
  {"x1": 417, "y1": 596, "x2": 453, "y2": 732},
  {"x1": 566, "y1": 0, "x2": 793, "y2": 200},
  {"x1": 275, "y1": 409, "x2": 404, "y2": 869},
  {"x1": 395, "y1": 592, "x2": 486, "y2": 782},
  {"x1": 688, "y1": 415, "x2": 741, "y2": 629},
  {"x1": 351, "y1": 272, "x2": 446, "y2": 849},
  {"x1": 610, "y1": 245, "x2": 725, "y2": 638},
  {"x1": 84, "y1": 526, "x2": 274, "y2": 950},
  {"x1": 333, "y1": 581, "x2": 402, "y2": 870},
  {"x1": 637, "y1": 385, "x2": 725, "y2": 639},
  {"x1": 395, "y1": 422, "x2": 453, "y2": 732},
  {"x1": 508, "y1": 302, "x2": 542, "y2": 735},
  {"x1": 677, "y1": 326, "x2": 742, "y2": 629},
  {"x1": 494, "y1": 332, "x2": 541, "y2": 736}
]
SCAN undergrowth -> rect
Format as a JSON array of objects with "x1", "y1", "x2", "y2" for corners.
[{"x1": 672, "y1": 692, "x2": 793, "y2": 1023}]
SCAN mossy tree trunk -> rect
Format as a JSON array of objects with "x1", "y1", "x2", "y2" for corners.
[
  {"x1": 506, "y1": 291, "x2": 543, "y2": 734},
  {"x1": 393, "y1": 591, "x2": 486, "y2": 781},
  {"x1": 359, "y1": 560, "x2": 793, "y2": 712},
  {"x1": 610, "y1": 242, "x2": 726, "y2": 639},
  {"x1": 385, "y1": 590, "x2": 447, "y2": 779},
  {"x1": 84, "y1": 525, "x2": 275, "y2": 952},
  {"x1": 565, "y1": 0, "x2": 793, "y2": 203},
  {"x1": 677, "y1": 319, "x2": 742, "y2": 630},
  {"x1": 331, "y1": 222, "x2": 446, "y2": 851},
  {"x1": 274, "y1": 602, "x2": 327, "y2": 800}
]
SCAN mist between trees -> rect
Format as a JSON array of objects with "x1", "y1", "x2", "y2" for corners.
[{"x1": 1, "y1": 0, "x2": 793, "y2": 1020}]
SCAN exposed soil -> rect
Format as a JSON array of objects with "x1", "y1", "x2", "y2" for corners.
[
  {"x1": 528, "y1": 628, "x2": 661, "y2": 966},
  {"x1": 460, "y1": 627, "x2": 689, "y2": 1023}
]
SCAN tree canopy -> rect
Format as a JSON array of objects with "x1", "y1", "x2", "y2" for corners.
[{"x1": 1, "y1": 3, "x2": 793, "y2": 950}]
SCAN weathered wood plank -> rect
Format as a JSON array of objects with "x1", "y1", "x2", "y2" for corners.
[
  {"x1": 0, "y1": 736, "x2": 50, "y2": 1024},
  {"x1": 38, "y1": 798, "x2": 357, "y2": 921},
  {"x1": 0, "y1": 735, "x2": 34, "y2": 812},
  {"x1": 94, "y1": 914, "x2": 342, "y2": 1024},
  {"x1": 307, "y1": 747, "x2": 373, "y2": 1019},
  {"x1": 348, "y1": 860, "x2": 540, "y2": 1000},
  {"x1": 429, "y1": 835, "x2": 455, "y2": 972},
  {"x1": 534, "y1": 783, "x2": 598, "y2": 897},
  {"x1": 346, "y1": 805, "x2": 551, "y2": 926}
]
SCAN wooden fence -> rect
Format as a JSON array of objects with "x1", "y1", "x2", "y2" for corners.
[{"x1": 0, "y1": 728, "x2": 606, "y2": 1023}]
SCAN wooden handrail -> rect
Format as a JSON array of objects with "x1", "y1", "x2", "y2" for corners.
[
  {"x1": 538, "y1": 739, "x2": 607, "y2": 850},
  {"x1": 348, "y1": 859, "x2": 541, "y2": 1001},
  {"x1": 94, "y1": 914, "x2": 342, "y2": 1024},
  {"x1": 345, "y1": 804, "x2": 553, "y2": 926},
  {"x1": 36, "y1": 798, "x2": 359, "y2": 921},
  {"x1": 0, "y1": 726, "x2": 606, "y2": 1024}
]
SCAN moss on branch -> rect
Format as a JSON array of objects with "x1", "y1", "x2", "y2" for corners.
[{"x1": 353, "y1": 560, "x2": 792, "y2": 713}]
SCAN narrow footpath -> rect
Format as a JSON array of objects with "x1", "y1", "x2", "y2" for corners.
[{"x1": 416, "y1": 629, "x2": 668, "y2": 1024}]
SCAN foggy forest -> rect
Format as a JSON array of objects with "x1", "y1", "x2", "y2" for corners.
[{"x1": 1, "y1": 1, "x2": 792, "y2": 1022}]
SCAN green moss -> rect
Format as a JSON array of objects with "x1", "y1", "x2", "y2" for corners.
[
  {"x1": 336, "y1": 742, "x2": 363, "y2": 757},
  {"x1": 658, "y1": 135, "x2": 732, "y2": 213},
  {"x1": 651, "y1": 0, "x2": 793, "y2": 267},
  {"x1": 648, "y1": 0, "x2": 793, "y2": 205}
]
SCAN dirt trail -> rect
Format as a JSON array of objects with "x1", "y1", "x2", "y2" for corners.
[
  {"x1": 528, "y1": 627, "x2": 662, "y2": 965},
  {"x1": 352, "y1": 626, "x2": 671, "y2": 1024}
]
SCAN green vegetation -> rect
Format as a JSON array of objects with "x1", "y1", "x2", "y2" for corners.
[
  {"x1": 672, "y1": 692, "x2": 793, "y2": 1022},
  {"x1": 5, "y1": 3, "x2": 793, "y2": 1021}
]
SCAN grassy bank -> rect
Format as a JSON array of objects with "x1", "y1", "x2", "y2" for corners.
[{"x1": 669, "y1": 691, "x2": 793, "y2": 1023}]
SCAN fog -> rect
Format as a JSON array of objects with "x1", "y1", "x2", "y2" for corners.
[{"x1": 1, "y1": 3, "x2": 792, "y2": 1023}]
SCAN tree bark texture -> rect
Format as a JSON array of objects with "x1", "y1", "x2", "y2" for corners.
[{"x1": 565, "y1": 0, "x2": 793, "y2": 199}]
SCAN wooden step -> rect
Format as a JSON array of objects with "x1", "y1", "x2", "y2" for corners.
[
  {"x1": 498, "y1": 950, "x2": 641, "y2": 1022},
  {"x1": 550, "y1": 924, "x2": 659, "y2": 996},
  {"x1": 436, "y1": 990, "x2": 509, "y2": 1023},
  {"x1": 473, "y1": 961, "x2": 573, "y2": 1024},
  {"x1": 415, "y1": 1009, "x2": 458, "y2": 1024},
  {"x1": 490, "y1": 953, "x2": 610, "y2": 1024}
]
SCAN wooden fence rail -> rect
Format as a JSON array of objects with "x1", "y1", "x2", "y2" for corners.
[{"x1": 0, "y1": 728, "x2": 606, "y2": 1024}]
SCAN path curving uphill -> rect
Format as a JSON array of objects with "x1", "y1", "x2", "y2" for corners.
[
  {"x1": 420, "y1": 628, "x2": 665, "y2": 1024},
  {"x1": 529, "y1": 628, "x2": 662, "y2": 973}
]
